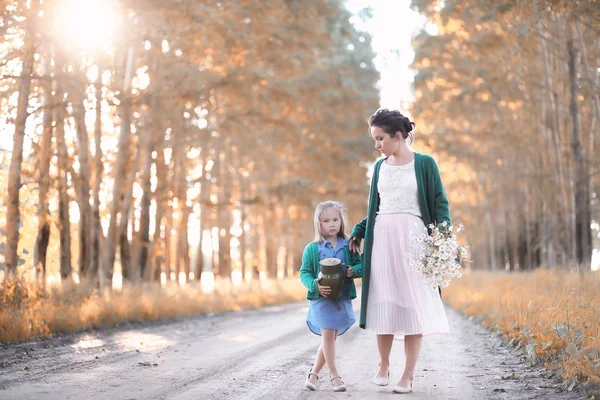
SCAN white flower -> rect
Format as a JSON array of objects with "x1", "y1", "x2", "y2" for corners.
[{"x1": 407, "y1": 221, "x2": 469, "y2": 289}]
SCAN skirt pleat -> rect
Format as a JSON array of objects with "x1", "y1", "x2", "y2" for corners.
[{"x1": 365, "y1": 213, "x2": 450, "y2": 336}]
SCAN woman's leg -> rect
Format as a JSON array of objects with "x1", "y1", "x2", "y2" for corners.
[
  {"x1": 321, "y1": 329, "x2": 342, "y2": 385},
  {"x1": 400, "y1": 334, "x2": 422, "y2": 386},
  {"x1": 375, "y1": 334, "x2": 394, "y2": 378}
]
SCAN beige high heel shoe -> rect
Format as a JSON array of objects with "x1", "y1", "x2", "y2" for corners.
[
  {"x1": 304, "y1": 371, "x2": 319, "y2": 391},
  {"x1": 392, "y1": 379, "x2": 413, "y2": 394},
  {"x1": 373, "y1": 363, "x2": 390, "y2": 386},
  {"x1": 330, "y1": 376, "x2": 347, "y2": 392},
  {"x1": 372, "y1": 371, "x2": 390, "y2": 386}
]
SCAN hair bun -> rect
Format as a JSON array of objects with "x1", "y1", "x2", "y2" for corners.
[
  {"x1": 402, "y1": 116, "x2": 414, "y2": 133},
  {"x1": 368, "y1": 108, "x2": 415, "y2": 144}
]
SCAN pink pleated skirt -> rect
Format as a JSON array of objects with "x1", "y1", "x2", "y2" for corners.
[{"x1": 365, "y1": 213, "x2": 450, "y2": 336}]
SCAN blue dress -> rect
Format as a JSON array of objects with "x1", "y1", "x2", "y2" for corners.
[{"x1": 306, "y1": 238, "x2": 356, "y2": 336}]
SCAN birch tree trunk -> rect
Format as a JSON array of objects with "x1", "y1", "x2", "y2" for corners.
[
  {"x1": 137, "y1": 107, "x2": 157, "y2": 281},
  {"x1": 238, "y1": 175, "x2": 248, "y2": 281},
  {"x1": 149, "y1": 143, "x2": 168, "y2": 282},
  {"x1": 194, "y1": 169, "x2": 211, "y2": 282},
  {"x1": 55, "y1": 87, "x2": 72, "y2": 281},
  {"x1": 33, "y1": 58, "x2": 54, "y2": 283},
  {"x1": 90, "y1": 65, "x2": 104, "y2": 283},
  {"x1": 72, "y1": 79, "x2": 93, "y2": 279},
  {"x1": 118, "y1": 144, "x2": 139, "y2": 282},
  {"x1": 217, "y1": 140, "x2": 232, "y2": 281},
  {"x1": 4, "y1": 29, "x2": 35, "y2": 276},
  {"x1": 100, "y1": 46, "x2": 137, "y2": 290}
]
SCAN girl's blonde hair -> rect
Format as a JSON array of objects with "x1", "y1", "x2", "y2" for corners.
[{"x1": 313, "y1": 201, "x2": 349, "y2": 243}]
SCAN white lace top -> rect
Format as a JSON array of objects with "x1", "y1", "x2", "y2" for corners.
[{"x1": 377, "y1": 159, "x2": 421, "y2": 217}]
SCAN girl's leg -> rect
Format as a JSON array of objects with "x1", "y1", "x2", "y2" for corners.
[
  {"x1": 400, "y1": 334, "x2": 422, "y2": 387},
  {"x1": 321, "y1": 329, "x2": 342, "y2": 386},
  {"x1": 308, "y1": 345, "x2": 325, "y2": 384},
  {"x1": 375, "y1": 334, "x2": 394, "y2": 378}
]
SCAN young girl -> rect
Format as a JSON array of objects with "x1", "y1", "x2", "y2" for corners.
[{"x1": 299, "y1": 201, "x2": 362, "y2": 392}]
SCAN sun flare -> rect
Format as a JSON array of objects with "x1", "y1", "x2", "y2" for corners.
[{"x1": 51, "y1": 0, "x2": 118, "y2": 52}]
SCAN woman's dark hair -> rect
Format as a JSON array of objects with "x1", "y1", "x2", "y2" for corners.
[{"x1": 368, "y1": 108, "x2": 415, "y2": 144}]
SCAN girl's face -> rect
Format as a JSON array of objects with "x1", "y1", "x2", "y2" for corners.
[
  {"x1": 320, "y1": 207, "x2": 342, "y2": 240},
  {"x1": 370, "y1": 126, "x2": 401, "y2": 157}
]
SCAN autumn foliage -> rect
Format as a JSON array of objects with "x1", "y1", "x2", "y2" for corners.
[
  {"x1": 444, "y1": 270, "x2": 600, "y2": 388},
  {"x1": 0, "y1": 0, "x2": 380, "y2": 286}
]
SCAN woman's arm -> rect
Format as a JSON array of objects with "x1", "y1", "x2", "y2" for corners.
[
  {"x1": 431, "y1": 159, "x2": 451, "y2": 227},
  {"x1": 349, "y1": 217, "x2": 367, "y2": 254},
  {"x1": 350, "y1": 217, "x2": 367, "y2": 240}
]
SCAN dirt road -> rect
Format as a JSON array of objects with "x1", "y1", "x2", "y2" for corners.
[{"x1": 0, "y1": 300, "x2": 583, "y2": 399}]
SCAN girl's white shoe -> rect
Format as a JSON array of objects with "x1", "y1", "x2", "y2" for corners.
[
  {"x1": 305, "y1": 371, "x2": 319, "y2": 391},
  {"x1": 331, "y1": 376, "x2": 347, "y2": 392}
]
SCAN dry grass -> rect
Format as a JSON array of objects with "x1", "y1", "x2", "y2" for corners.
[
  {"x1": 0, "y1": 278, "x2": 307, "y2": 343},
  {"x1": 443, "y1": 269, "x2": 600, "y2": 388}
]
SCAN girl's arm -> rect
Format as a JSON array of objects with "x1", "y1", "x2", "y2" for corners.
[{"x1": 299, "y1": 245, "x2": 318, "y2": 293}]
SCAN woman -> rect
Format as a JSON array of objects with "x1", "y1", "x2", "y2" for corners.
[{"x1": 349, "y1": 108, "x2": 450, "y2": 394}]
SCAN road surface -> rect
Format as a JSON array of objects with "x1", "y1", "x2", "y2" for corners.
[{"x1": 0, "y1": 300, "x2": 582, "y2": 399}]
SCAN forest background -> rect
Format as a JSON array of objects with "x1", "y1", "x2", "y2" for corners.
[{"x1": 1, "y1": 0, "x2": 599, "y2": 391}]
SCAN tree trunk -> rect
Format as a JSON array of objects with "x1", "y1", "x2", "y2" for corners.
[
  {"x1": 265, "y1": 206, "x2": 277, "y2": 279},
  {"x1": 33, "y1": 58, "x2": 54, "y2": 283},
  {"x1": 100, "y1": 46, "x2": 137, "y2": 290},
  {"x1": 90, "y1": 65, "x2": 104, "y2": 284},
  {"x1": 194, "y1": 214, "x2": 205, "y2": 282},
  {"x1": 239, "y1": 176, "x2": 248, "y2": 281},
  {"x1": 540, "y1": 25, "x2": 573, "y2": 265},
  {"x1": 174, "y1": 141, "x2": 191, "y2": 283},
  {"x1": 118, "y1": 145, "x2": 139, "y2": 282},
  {"x1": 194, "y1": 170, "x2": 212, "y2": 282},
  {"x1": 165, "y1": 199, "x2": 174, "y2": 282},
  {"x1": 178, "y1": 208, "x2": 191, "y2": 282},
  {"x1": 286, "y1": 235, "x2": 295, "y2": 278},
  {"x1": 485, "y1": 209, "x2": 496, "y2": 270},
  {"x1": 567, "y1": 21, "x2": 591, "y2": 270},
  {"x1": 149, "y1": 144, "x2": 168, "y2": 282},
  {"x1": 72, "y1": 80, "x2": 93, "y2": 279},
  {"x1": 4, "y1": 30, "x2": 35, "y2": 276},
  {"x1": 217, "y1": 144, "x2": 232, "y2": 281},
  {"x1": 55, "y1": 91, "x2": 72, "y2": 281},
  {"x1": 137, "y1": 117, "x2": 155, "y2": 281}
]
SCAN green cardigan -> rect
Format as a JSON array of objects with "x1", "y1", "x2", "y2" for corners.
[
  {"x1": 299, "y1": 242, "x2": 363, "y2": 300},
  {"x1": 350, "y1": 153, "x2": 451, "y2": 329}
]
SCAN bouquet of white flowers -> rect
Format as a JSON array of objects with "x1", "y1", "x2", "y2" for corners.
[{"x1": 408, "y1": 221, "x2": 469, "y2": 289}]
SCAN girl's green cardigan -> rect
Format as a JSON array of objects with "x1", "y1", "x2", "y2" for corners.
[
  {"x1": 299, "y1": 242, "x2": 363, "y2": 300},
  {"x1": 350, "y1": 153, "x2": 451, "y2": 329}
]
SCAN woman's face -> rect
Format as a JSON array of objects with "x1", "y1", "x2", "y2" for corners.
[{"x1": 370, "y1": 126, "x2": 401, "y2": 157}]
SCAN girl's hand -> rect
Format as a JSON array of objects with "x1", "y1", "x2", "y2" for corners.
[
  {"x1": 316, "y1": 277, "x2": 331, "y2": 297},
  {"x1": 349, "y1": 237, "x2": 362, "y2": 254},
  {"x1": 346, "y1": 266, "x2": 355, "y2": 278}
]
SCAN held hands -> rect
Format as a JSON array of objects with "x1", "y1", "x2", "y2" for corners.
[
  {"x1": 316, "y1": 277, "x2": 331, "y2": 297},
  {"x1": 349, "y1": 237, "x2": 362, "y2": 254},
  {"x1": 344, "y1": 264, "x2": 355, "y2": 278}
]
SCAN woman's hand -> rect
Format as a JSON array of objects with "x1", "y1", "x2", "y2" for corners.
[
  {"x1": 316, "y1": 277, "x2": 331, "y2": 297},
  {"x1": 346, "y1": 266, "x2": 355, "y2": 278},
  {"x1": 349, "y1": 237, "x2": 362, "y2": 254}
]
